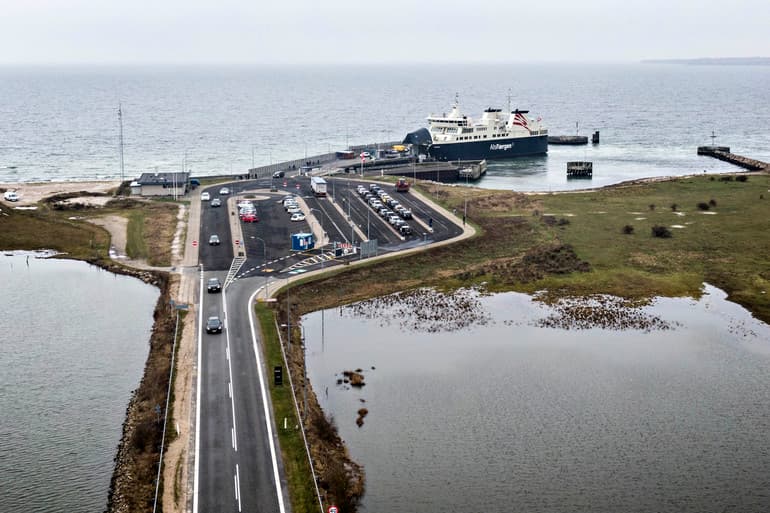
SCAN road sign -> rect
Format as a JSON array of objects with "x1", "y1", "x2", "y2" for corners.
[
  {"x1": 283, "y1": 181, "x2": 287, "y2": 187},
  {"x1": 192, "y1": 240, "x2": 198, "y2": 247},
  {"x1": 295, "y1": 183, "x2": 300, "y2": 189},
  {"x1": 328, "y1": 506, "x2": 338, "y2": 513},
  {"x1": 235, "y1": 239, "x2": 240, "y2": 246}
]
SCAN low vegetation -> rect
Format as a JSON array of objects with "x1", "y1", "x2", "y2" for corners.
[{"x1": 284, "y1": 172, "x2": 770, "y2": 325}]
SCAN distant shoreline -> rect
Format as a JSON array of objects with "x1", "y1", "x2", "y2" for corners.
[{"x1": 642, "y1": 57, "x2": 770, "y2": 66}]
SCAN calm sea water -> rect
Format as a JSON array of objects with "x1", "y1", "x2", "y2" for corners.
[
  {"x1": 0, "y1": 253, "x2": 159, "y2": 513},
  {"x1": 1, "y1": 64, "x2": 769, "y2": 190},
  {"x1": 303, "y1": 286, "x2": 770, "y2": 513}
]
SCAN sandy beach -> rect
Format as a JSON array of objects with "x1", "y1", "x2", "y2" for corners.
[{"x1": 1, "y1": 180, "x2": 121, "y2": 206}]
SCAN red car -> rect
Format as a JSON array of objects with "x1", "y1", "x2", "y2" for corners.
[{"x1": 241, "y1": 214, "x2": 259, "y2": 223}]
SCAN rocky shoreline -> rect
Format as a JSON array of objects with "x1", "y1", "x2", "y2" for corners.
[{"x1": 104, "y1": 268, "x2": 175, "y2": 513}]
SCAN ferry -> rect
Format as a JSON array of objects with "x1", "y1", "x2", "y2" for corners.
[{"x1": 405, "y1": 95, "x2": 548, "y2": 161}]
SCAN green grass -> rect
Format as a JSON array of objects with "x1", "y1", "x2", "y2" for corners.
[
  {"x1": 532, "y1": 174, "x2": 770, "y2": 317},
  {"x1": 125, "y1": 210, "x2": 148, "y2": 260},
  {"x1": 0, "y1": 205, "x2": 111, "y2": 260},
  {"x1": 255, "y1": 303, "x2": 318, "y2": 513},
  {"x1": 282, "y1": 173, "x2": 770, "y2": 325}
]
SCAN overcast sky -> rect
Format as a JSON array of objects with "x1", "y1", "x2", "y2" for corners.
[{"x1": 1, "y1": 0, "x2": 768, "y2": 65}]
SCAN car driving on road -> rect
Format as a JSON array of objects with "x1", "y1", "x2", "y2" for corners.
[
  {"x1": 211, "y1": 198, "x2": 221, "y2": 207},
  {"x1": 208, "y1": 234, "x2": 220, "y2": 245},
  {"x1": 290, "y1": 213, "x2": 306, "y2": 222},
  {"x1": 219, "y1": 187, "x2": 230, "y2": 195},
  {"x1": 201, "y1": 192, "x2": 210, "y2": 201},
  {"x1": 206, "y1": 316, "x2": 223, "y2": 334},
  {"x1": 207, "y1": 277, "x2": 222, "y2": 293}
]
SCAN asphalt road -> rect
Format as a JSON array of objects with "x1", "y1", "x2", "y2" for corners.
[{"x1": 194, "y1": 175, "x2": 462, "y2": 512}]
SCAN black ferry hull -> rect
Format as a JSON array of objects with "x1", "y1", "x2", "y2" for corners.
[{"x1": 429, "y1": 134, "x2": 548, "y2": 161}]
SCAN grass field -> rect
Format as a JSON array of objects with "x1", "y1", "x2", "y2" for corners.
[{"x1": 285, "y1": 173, "x2": 770, "y2": 324}]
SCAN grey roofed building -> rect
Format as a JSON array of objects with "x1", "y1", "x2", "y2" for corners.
[{"x1": 135, "y1": 171, "x2": 190, "y2": 197}]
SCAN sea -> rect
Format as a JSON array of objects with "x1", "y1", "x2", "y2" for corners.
[{"x1": 1, "y1": 63, "x2": 769, "y2": 190}]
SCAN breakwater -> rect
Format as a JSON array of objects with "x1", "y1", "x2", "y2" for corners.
[{"x1": 697, "y1": 146, "x2": 768, "y2": 171}]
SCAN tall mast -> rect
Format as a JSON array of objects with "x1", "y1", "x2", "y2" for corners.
[
  {"x1": 507, "y1": 88, "x2": 511, "y2": 113},
  {"x1": 118, "y1": 103, "x2": 125, "y2": 183}
]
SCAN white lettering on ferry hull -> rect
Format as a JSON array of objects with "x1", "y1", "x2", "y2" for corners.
[{"x1": 490, "y1": 143, "x2": 513, "y2": 151}]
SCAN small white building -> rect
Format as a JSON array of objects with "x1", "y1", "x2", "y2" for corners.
[{"x1": 135, "y1": 172, "x2": 190, "y2": 197}]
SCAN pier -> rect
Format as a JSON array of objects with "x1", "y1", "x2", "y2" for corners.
[
  {"x1": 548, "y1": 135, "x2": 588, "y2": 145},
  {"x1": 697, "y1": 146, "x2": 768, "y2": 171}
]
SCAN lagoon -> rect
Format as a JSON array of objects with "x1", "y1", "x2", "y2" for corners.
[
  {"x1": 303, "y1": 285, "x2": 770, "y2": 513},
  {"x1": 0, "y1": 253, "x2": 159, "y2": 513}
]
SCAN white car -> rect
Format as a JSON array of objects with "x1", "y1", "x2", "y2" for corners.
[
  {"x1": 3, "y1": 190, "x2": 19, "y2": 202},
  {"x1": 286, "y1": 206, "x2": 301, "y2": 214},
  {"x1": 200, "y1": 192, "x2": 211, "y2": 201},
  {"x1": 290, "y1": 213, "x2": 306, "y2": 222},
  {"x1": 219, "y1": 187, "x2": 230, "y2": 195}
]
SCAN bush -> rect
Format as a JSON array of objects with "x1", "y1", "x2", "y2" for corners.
[
  {"x1": 709, "y1": 198, "x2": 717, "y2": 207},
  {"x1": 651, "y1": 225, "x2": 672, "y2": 238},
  {"x1": 720, "y1": 175, "x2": 734, "y2": 182},
  {"x1": 670, "y1": 203, "x2": 678, "y2": 211},
  {"x1": 648, "y1": 204, "x2": 656, "y2": 211},
  {"x1": 622, "y1": 225, "x2": 634, "y2": 234},
  {"x1": 557, "y1": 217, "x2": 571, "y2": 226},
  {"x1": 736, "y1": 175, "x2": 749, "y2": 182},
  {"x1": 697, "y1": 202, "x2": 710, "y2": 211}
]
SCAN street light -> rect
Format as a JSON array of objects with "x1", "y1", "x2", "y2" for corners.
[
  {"x1": 309, "y1": 208, "x2": 329, "y2": 267},
  {"x1": 254, "y1": 236, "x2": 268, "y2": 299}
]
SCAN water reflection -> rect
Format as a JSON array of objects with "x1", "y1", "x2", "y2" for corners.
[{"x1": 303, "y1": 285, "x2": 770, "y2": 513}]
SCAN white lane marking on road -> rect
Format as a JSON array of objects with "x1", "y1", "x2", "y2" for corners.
[
  {"x1": 193, "y1": 266, "x2": 204, "y2": 513},
  {"x1": 235, "y1": 464, "x2": 242, "y2": 512},
  {"x1": 247, "y1": 289, "x2": 287, "y2": 513},
  {"x1": 231, "y1": 426, "x2": 237, "y2": 450},
  {"x1": 223, "y1": 287, "x2": 239, "y2": 452},
  {"x1": 228, "y1": 381, "x2": 232, "y2": 398}
]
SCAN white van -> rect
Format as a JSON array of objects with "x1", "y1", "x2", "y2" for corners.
[{"x1": 3, "y1": 191, "x2": 19, "y2": 202}]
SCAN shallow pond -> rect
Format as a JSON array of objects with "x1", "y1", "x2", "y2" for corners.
[
  {"x1": 303, "y1": 285, "x2": 770, "y2": 513},
  {"x1": 0, "y1": 253, "x2": 159, "y2": 513}
]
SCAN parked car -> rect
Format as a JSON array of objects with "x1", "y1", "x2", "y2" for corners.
[
  {"x1": 399, "y1": 224, "x2": 413, "y2": 236},
  {"x1": 241, "y1": 214, "x2": 259, "y2": 223},
  {"x1": 211, "y1": 198, "x2": 222, "y2": 207},
  {"x1": 399, "y1": 208, "x2": 413, "y2": 219},
  {"x1": 290, "y1": 213, "x2": 306, "y2": 222},
  {"x1": 201, "y1": 192, "x2": 211, "y2": 201},
  {"x1": 206, "y1": 316, "x2": 223, "y2": 334},
  {"x1": 219, "y1": 187, "x2": 230, "y2": 195},
  {"x1": 208, "y1": 234, "x2": 220, "y2": 245},
  {"x1": 207, "y1": 277, "x2": 222, "y2": 293},
  {"x1": 3, "y1": 190, "x2": 19, "y2": 202},
  {"x1": 286, "y1": 206, "x2": 301, "y2": 214}
]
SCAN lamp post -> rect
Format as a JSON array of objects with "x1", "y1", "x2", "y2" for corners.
[
  {"x1": 255, "y1": 236, "x2": 268, "y2": 299},
  {"x1": 309, "y1": 208, "x2": 329, "y2": 267},
  {"x1": 251, "y1": 144, "x2": 256, "y2": 177}
]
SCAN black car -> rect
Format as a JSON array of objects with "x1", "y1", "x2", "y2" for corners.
[
  {"x1": 206, "y1": 316, "x2": 223, "y2": 334},
  {"x1": 207, "y1": 277, "x2": 222, "y2": 293}
]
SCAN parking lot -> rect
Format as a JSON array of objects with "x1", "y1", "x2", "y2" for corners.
[{"x1": 197, "y1": 174, "x2": 464, "y2": 279}]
